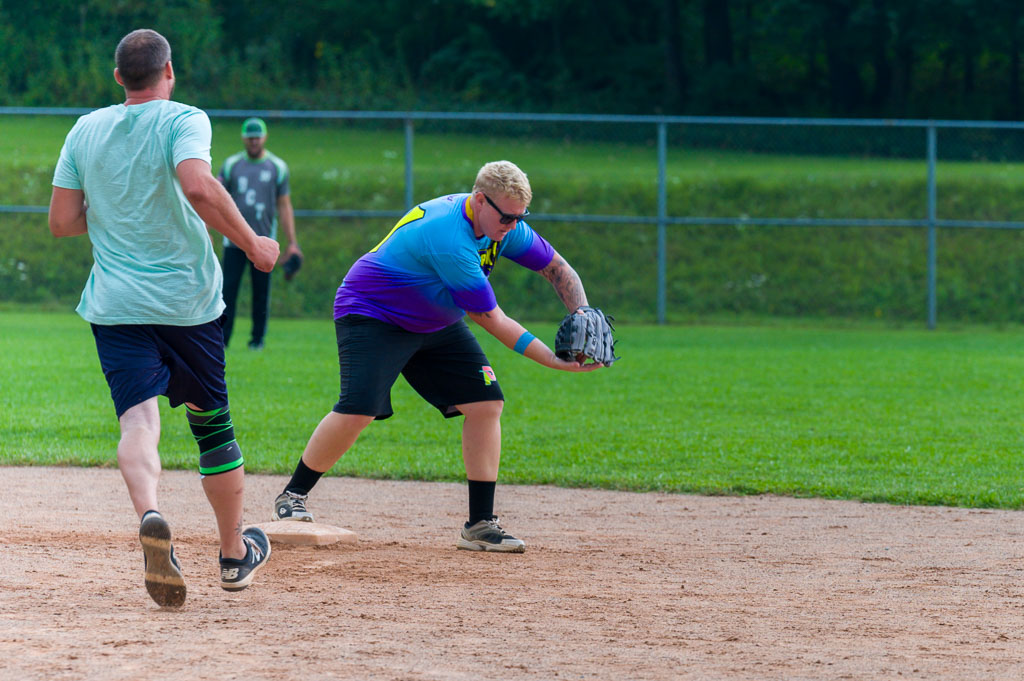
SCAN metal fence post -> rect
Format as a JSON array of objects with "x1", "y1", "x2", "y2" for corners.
[
  {"x1": 927, "y1": 124, "x2": 937, "y2": 329},
  {"x1": 404, "y1": 118, "x2": 414, "y2": 211},
  {"x1": 657, "y1": 122, "x2": 667, "y2": 325},
  {"x1": 11, "y1": 107, "x2": 1024, "y2": 326}
]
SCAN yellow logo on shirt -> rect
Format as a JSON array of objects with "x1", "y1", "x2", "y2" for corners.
[{"x1": 479, "y1": 240, "x2": 499, "y2": 275}]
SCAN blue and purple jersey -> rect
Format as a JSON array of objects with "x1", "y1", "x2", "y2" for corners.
[{"x1": 334, "y1": 193, "x2": 554, "y2": 333}]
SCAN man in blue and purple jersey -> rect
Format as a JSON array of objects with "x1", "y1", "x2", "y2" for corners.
[{"x1": 272, "y1": 160, "x2": 605, "y2": 552}]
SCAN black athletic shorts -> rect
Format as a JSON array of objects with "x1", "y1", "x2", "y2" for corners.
[
  {"x1": 91, "y1": 319, "x2": 228, "y2": 418},
  {"x1": 333, "y1": 314, "x2": 504, "y2": 419}
]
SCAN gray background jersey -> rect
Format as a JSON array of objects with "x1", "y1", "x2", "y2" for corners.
[{"x1": 218, "y1": 150, "x2": 289, "y2": 247}]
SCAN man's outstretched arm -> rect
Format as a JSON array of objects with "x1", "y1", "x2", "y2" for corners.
[
  {"x1": 176, "y1": 158, "x2": 279, "y2": 272},
  {"x1": 466, "y1": 304, "x2": 602, "y2": 372}
]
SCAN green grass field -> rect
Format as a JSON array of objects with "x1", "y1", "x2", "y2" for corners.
[
  {"x1": 3, "y1": 310, "x2": 1023, "y2": 509},
  {"x1": 7, "y1": 113, "x2": 1024, "y2": 190},
  {"x1": 5, "y1": 114, "x2": 1024, "y2": 510}
]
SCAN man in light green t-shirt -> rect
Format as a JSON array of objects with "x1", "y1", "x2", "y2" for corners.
[{"x1": 48, "y1": 28, "x2": 278, "y2": 607}]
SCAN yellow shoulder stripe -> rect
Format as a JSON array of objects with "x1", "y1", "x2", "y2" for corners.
[{"x1": 369, "y1": 206, "x2": 425, "y2": 253}]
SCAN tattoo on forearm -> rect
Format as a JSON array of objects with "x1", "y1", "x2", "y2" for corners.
[{"x1": 542, "y1": 256, "x2": 587, "y2": 309}]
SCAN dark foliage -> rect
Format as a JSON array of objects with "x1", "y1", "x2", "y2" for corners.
[{"x1": 2, "y1": 0, "x2": 1024, "y2": 119}]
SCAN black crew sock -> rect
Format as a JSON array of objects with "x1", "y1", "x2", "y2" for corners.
[
  {"x1": 467, "y1": 479, "x2": 496, "y2": 525},
  {"x1": 284, "y1": 459, "x2": 324, "y2": 496}
]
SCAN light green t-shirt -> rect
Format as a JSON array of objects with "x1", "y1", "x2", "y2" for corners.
[{"x1": 52, "y1": 100, "x2": 224, "y2": 326}]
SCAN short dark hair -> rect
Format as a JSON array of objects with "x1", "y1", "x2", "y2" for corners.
[{"x1": 115, "y1": 29, "x2": 171, "y2": 90}]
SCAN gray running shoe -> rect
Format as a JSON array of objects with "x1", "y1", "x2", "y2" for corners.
[
  {"x1": 139, "y1": 511, "x2": 187, "y2": 607},
  {"x1": 273, "y1": 491, "x2": 314, "y2": 522},
  {"x1": 219, "y1": 527, "x2": 271, "y2": 591},
  {"x1": 457, "y1": 516, "x2": 526, "y2": 553}
]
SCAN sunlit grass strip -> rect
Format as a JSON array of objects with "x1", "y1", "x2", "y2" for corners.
[{"x1": 2, "y1": 311, "x2": 1023, "y2": 509}]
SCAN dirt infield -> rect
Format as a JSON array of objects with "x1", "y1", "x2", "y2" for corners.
[{"x1": 1, "y1": 466, "x2": 1022, "y2": 681}]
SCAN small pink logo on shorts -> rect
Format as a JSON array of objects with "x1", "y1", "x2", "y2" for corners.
[{"x1": 480, "y1": 365, "x2": 497, "y2": 385}]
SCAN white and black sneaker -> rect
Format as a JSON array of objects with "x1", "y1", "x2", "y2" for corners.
[
  {"x1": 139, "y1": 511, "x2": 187, "y2": 607},
  {"x1": 219, "y1": 527, "x2": 271, "y2": 592},
  {"x1": 273, "y1": 491, "x2": 314, "y2": 522},
  {"x1": 457, "y1": 516, "x2": 526, "y2": 553}
]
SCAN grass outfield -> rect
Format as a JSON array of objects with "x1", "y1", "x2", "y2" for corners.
[
  {"x1": 3, "y1": 310, "x2": 1023, "y2": 509},
  {"x1": 5, "y1": 113, "x2": 1022, "y2": 188}
]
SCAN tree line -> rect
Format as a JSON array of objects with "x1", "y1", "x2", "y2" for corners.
[{"x1": 1, "y1": 0, "x2": 1022, "y2": 120}]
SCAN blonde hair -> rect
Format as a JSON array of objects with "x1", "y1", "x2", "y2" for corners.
[{"x1": 472, "y1": 161, "x2": 532, "y2": 206}]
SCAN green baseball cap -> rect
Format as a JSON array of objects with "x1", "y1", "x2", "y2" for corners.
[{"x1": 241, "y1": 117, "x2": 267, "y2": 138}]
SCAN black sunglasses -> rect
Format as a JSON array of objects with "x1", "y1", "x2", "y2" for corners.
[{"x1": 483, "y1": 193, "x2": 530, "y2": 225}]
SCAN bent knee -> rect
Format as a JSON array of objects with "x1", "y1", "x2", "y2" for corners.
[{"x1": 459, "y1": 399, "x2": 504, "y2": 420}]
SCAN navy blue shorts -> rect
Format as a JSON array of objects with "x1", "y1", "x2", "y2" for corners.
[
  {"x1": 91, "y1": 319, "x2": 229, "y2": 418},
  {"x1": 333, "y1": 315, "x2": 504, "y2": 420}
]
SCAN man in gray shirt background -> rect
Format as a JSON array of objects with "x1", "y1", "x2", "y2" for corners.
[{"x1": 218, "y1": 117, "x2": 301, "y2": 349}]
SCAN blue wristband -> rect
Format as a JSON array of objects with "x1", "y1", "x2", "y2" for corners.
[{"x1": 513, "y1": 331, "x2": 535, "y2": 355}]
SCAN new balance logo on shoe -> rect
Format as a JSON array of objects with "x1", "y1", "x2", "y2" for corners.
[{"x1": 219, "y1": 526, "x2": 272, "y2": 592}]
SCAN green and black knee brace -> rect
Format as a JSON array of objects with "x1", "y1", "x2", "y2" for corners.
[{"x1": 186, "y1": 406, "x2": 243, "y2": 475}]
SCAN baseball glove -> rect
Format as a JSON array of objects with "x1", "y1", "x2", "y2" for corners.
[
  {"x1": 282, "y1": 252, "x2": 303, "y2": 281},
  {"x1": 554, "y1": 306, "x2": 619, "y2": 366}
]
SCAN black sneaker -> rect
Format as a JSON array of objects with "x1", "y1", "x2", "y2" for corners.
[
  {"x1": 456, "y1": 516, "x2": 526, "y2": 553},
  {"x1": 139, "y1": 511, "x2": 187, "y2": 607},
  {"x1": 273, "y1": 491, "x2": 314, "y2": 522},
  {"x1": 219, "y1": 527, "x2": 271, "y2": 591}
]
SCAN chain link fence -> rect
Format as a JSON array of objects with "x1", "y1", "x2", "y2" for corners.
[{"x1": 4, "y1": 108, "x2": 1024, "y2": 326}]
